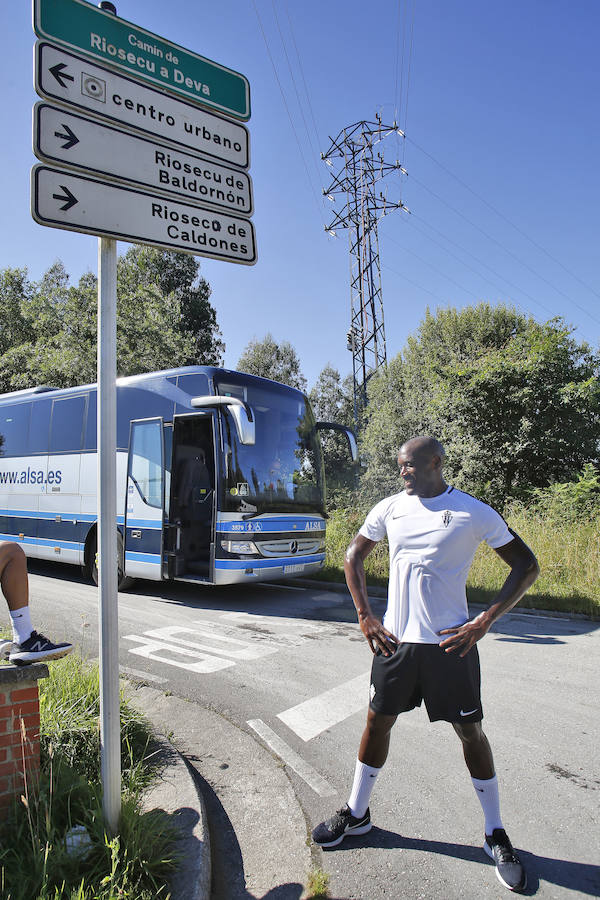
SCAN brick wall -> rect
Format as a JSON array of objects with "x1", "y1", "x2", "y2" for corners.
[{"x1": 0, "y1": 664, "x2": 49, "y2": 816}]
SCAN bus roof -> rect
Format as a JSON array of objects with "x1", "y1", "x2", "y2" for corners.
[{"x1": 0, "y1": 366, "x2": 306, "y2": 405}]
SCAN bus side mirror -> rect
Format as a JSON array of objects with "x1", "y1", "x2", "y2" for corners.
[
  {"x1": 315, "y1": 422, "x2": 359, "y2": 462},
  {"x1": 191, "y1": 395, "x2": 256, "y2": 445}
]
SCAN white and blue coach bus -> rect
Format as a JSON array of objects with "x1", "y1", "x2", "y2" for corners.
[{"x1": 0, "y1": 366, "x2": 356, "y2": 588}]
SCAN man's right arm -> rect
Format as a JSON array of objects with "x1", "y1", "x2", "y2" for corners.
[{"x1": 345, "y1": 534, "x2": 398, "y2": 656}]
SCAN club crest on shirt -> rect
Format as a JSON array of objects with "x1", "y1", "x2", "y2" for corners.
[{"x1": 442, "y1": 510, "x2": 453, "y2": 528}]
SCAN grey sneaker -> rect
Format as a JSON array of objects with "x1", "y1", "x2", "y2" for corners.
[
  {"x1": 484, "y1": 828, "x2": 527, "y2": 892},
  {"x1": 9, "y1": 631, "x2": 73, "y2": 666},
  {"x1": 312, "y1": 804, "x2": 371, "y2": 848}
]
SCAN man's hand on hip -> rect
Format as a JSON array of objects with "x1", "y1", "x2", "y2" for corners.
[
  {"x1": 359, "y1": 613, "x2": 398, "y2": 656},
  {"x1": 438, "y1": 614, "x2": 490, "y2": 656}
]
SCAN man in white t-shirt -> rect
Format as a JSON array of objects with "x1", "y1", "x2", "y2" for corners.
[{"x1": 312, "y1": 436, "x2": 539, "y2": 894}]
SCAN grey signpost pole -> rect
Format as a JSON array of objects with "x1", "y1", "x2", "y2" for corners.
[
  {"x1": 97, "y1": 1, "x2": 120, "y2": 836},
  {"x1": 97, "y1": 233, "x2": 120, "y2": 835}
]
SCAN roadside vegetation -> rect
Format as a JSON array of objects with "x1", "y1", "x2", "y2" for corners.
[
  {"x1": 0, "y1": 653, "x2": 177, "y2": 900},
  {"x1": 320, "y1": 465, "x2": 600, "y2": 618}
]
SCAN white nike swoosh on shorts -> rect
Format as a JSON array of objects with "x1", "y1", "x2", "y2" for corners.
[{"x1": 460, "y1": 708, "x2": 479, "y2": 716}]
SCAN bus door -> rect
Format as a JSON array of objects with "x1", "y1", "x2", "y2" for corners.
[
  {"x1": 167, "y1": 412, "x2": 217, "y2": 582},
  {"x1": 124, "y1": 418, "x2": 165, "y2": 581}
]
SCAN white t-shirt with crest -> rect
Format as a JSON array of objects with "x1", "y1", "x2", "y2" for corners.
[{"x1": 359, "y1": 486, "x2": 512, "y2": 644}]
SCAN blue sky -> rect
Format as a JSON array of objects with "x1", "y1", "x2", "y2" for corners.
[{"x1": 1, "y1": 0, "x2": 599, "y2": 389}]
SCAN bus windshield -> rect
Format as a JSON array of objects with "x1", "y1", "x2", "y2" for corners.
[{"x1": 215, "y1": 376, "x2": 325, "y2": 515}]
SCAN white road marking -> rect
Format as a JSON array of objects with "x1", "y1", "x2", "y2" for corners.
[
  {"x1": 277, "y1": 671, "x2": 371, "y2": 741},
  {"x1": 247, "y1": 718, "x2": 336, "y2": 797},
  {"x1": 145, "y1": 625, "x2": 279, "y2": 660},
  {"x1": 119, "y1": 665, "x2": 167, "y2": 684},
  {"x1": 123, "y1": 634, "x2": 235, "y2": 673}
]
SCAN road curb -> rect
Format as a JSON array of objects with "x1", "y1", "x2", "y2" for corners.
[
  {"x1": 284, "y1": 578, "x2": 596, "y2": 620},
  {"x1": 123, "y1": 682, "x2": 211, "y2": 900}
]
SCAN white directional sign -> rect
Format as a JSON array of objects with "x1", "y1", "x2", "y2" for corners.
[
  {"x1": 34, "y1": 103, "x2": 253, "y2": 216},
  {"x1": 35, "y1": 42, "x2": 250, "y2": 169},
  {"x1": 32, "y1": 165, "x2": 257, "y2": 265}
]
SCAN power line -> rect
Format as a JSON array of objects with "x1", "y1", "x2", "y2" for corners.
[
  {"x1": 403, "y1": 213, "x2": 558, "y2": 319},
  {"x1": 404, "y1": 169, "x2": 600, "y2": 326},
  {"x1": 251, "y1": 0, "x2": 327, "y2": 227},
  {"x1": 406, "y1": 134, "x2": 600, "y2": 304}
]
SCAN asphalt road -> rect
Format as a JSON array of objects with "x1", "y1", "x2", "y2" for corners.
[{"x1": 15, "y1": 559, "x2": 600, "y2": 900}]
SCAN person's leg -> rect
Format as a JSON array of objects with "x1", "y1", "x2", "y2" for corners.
[
  {"x1": 453, "y1": 721, "x2": 503, "y2": 833},
  {"x1": 0, "y1": 543, "x2": 34, "y2": 644},
  {"x1": 347, "y1": 709, "x2": 397, "y2": 817},
  {"x1": 452, "y1": 720, "x2": 494, "y2": 779},
  {"x1": 0, "y1": 542, "x2": 73, "y2": 665},
  {"x1": 454, "y1": 721, "x2": 527, "y2": 892},
  {"x1": 0, "y1": 542, "x2": 30, "y2": 611}
]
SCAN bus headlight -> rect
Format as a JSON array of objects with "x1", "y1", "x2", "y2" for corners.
[{"x1": 221, "y1": 539, "x2": 259, "y2": 555}]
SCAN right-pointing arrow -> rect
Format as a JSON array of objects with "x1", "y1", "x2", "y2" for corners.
[
  {"x1": 49, "y1": 63, "x2": 74, "y2": 88},
  {"x1": 54, "y1": 124, "x2": 79, "y2": 151},
  {"x1": 52, "y1": 186, "x2": 78, "y2": 211}
]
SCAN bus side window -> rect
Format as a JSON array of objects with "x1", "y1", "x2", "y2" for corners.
[
  {"x1": 50, "y1": 396, "x2": 86, "y2": 452},
  {"x1": 29, "y1": 400, "x2": 52, "y2": 454},
  {"x1": 84, "y1": 392, "x2": 97, "y2": 450},
  {"x1": 0, "y1": 403, "x2": 31, "y2": 457}
]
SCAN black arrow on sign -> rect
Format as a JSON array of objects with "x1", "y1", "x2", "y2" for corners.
[
  {"x1": 52, "y1": 186, "x2": 78, "y2": 212},
  {"x1": 49, "y1": 63, "x2": 74, "y2": 88},
  {"x1": 54, "y1": 124, "x2": 79, "y2": 150}
]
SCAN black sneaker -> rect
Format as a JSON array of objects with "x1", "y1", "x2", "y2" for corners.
[
  {"x1": 484, "y1": 828, "x2": 527, "y2": 892},
  {"x1": 10, "y1": 631, "x2": 73, "y2": 666},
  {"x1": 312, "y1": 804, "x2": 371, "y2": 848}
]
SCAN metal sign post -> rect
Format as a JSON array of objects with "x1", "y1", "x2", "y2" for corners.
[
  {"x1": 97, "y1": 234, "x2": 120, "y2": 835},
  {"x1": 30, "y1": 0, "x2": 254, "y2": 834}
]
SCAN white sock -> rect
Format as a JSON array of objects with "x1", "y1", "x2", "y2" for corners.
[
  {"x1": 472, "y1": 774, "x2": 503, "y2": 835},
  {"x1": 10, "y1": 606, "x2": 33, "y2": 644},
  {"x1": 348, "y1": 759, "x2": 380, "y2": 818}
]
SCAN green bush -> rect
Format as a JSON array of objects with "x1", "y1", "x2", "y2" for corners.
[
  {"x1": 320, "y1": 490, "x2": 600, "y2": 618},
  {"x1": 0, "y1": 655, "x2": 177, "y2": 900}
]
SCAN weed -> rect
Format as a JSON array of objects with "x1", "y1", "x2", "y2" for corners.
[
  {"x1": 0, "y1": 654, "x2": 177, "y2": 900},
  {"x1": 306, "y1": 867, "x2": 330, "y2": 898}
]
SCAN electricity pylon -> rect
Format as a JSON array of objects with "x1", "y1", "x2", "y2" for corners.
[{"x1": 322, "y1": 115, "x2": 407, "y2": 427}]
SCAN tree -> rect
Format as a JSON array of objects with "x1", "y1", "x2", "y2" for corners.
[
  {"x1": 0, "y1": 268, "x2": 34, "y2": 356},
  {"x1": 361, "y1": 303, "x2": 600, "y2": 507},
  {"x1": 0, "y1": 249, "x2": 223, "y2": 393},
  {"x1": 116, "y1": 247, "x2": 224, "y2": 366},
  {"x1": 237, "y1": 333, "x2": 307, "y2": 390},
  {"x1": 309, "y1": 365, "x2": 355, "y2": 503}
]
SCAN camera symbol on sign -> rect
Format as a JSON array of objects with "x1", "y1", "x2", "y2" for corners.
[{"x1": 81, "y1": 72, "x2": 106, "y2": 103}]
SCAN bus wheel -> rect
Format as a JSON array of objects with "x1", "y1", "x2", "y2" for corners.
[{"x1": 91, "y1": 532, "x2": 135, "y2": 591}]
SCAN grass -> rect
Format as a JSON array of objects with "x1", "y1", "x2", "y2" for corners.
[
  {"x1": 0, "y1": 652, "x2": 178, "y2": 900},
  {"x1": 318, "y1": 504, "x2": 600, "y2": 618},
  {"x1": 306, "y1": 867, "x2": 330, "y2": 898}
]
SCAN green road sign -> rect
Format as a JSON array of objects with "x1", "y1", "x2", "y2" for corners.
[{"x1": 33, "y1": 0, "x2": 250, "y2": 121}]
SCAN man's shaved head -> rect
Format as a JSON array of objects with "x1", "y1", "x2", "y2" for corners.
[
  {"x1": 400, "y1": 436, "x2": 445, "y2": 462},
  {"x1": 397, "y1": 436, "x2": 447, "y2": 497}
]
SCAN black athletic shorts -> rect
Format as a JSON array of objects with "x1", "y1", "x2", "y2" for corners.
[{"x1": 369, "y1": 642, "x2": 483, "y2": 723}]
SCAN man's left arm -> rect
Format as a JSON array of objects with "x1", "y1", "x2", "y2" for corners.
[{"x1": 438, "y1": 530, "x2": 540, "y2": 656}]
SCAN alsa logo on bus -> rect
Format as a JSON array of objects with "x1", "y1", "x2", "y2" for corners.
[{"x1": 0, "y1": 467, "x2": 63, "y2": 486}]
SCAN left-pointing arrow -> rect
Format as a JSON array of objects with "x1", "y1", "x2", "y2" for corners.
[
  {"x1": 53, "y1": 124, "x2": 79, "y2": 150},
  {"x1": 52, "y1": 186, "x2": 78, "y2": 211},
  {"x1": 49, "y1": 63, "x2": 74, "y2": 88}
]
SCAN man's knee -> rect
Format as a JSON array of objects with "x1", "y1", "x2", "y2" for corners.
[
  {"x1": 0, "y1": 542, "x2": 26, "y2": 573},
  {"x1": 452, "y1": 720, "x2": 486, "y2": 745},
  {"x1": 365, "y1": 708, "x2": 397, "y2": 740}
]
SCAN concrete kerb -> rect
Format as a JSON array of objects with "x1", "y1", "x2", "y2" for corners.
[
  {"x1": 123, "y1": 681, "x2": 211, "y2": 900},
  {"x1": 283, "y1": 577, "x2": 595, "y2": 620}
]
